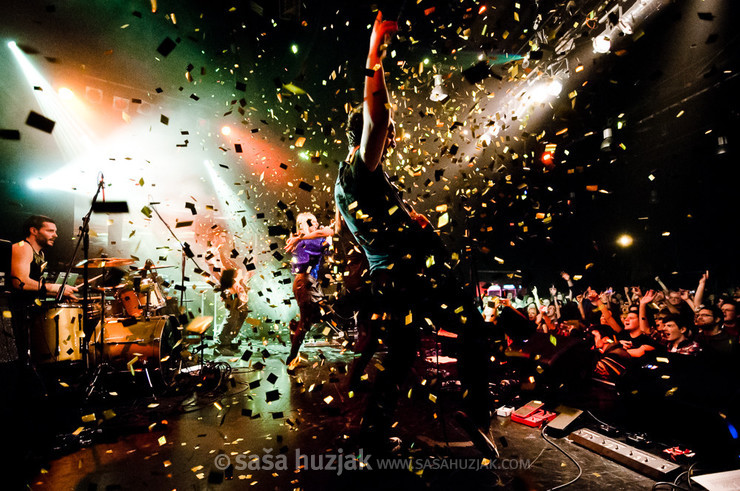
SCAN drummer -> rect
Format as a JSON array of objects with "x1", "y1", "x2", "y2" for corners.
[
  {"x1": 6, "y1": 215, "x2": 78, "y2": 484},
  {"x1": 11, "y1": 215, "x2": 79, "y2": 304},
  {"x1": 10, "y1": 215, "x2": 78, "y2": 356}
]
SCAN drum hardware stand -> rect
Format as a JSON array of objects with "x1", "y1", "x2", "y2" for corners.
[
  {"x1": 56, "y1": 173, "x2": 106, "y2": 369},
  {"x1": 84, "y1": 359, "x2": 113, "y2": 403},
  {"x1": 142, "y1": 361, "x2": 158, "y2": 400}
]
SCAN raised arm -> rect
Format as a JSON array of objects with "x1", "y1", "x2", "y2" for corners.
[
  {"x1": 359, "y1": 11, "x2": 398, "y2": 172},
  {"x1": 587, "y1": 287, "x2": 622, "y2": 333},
  {"x1": 532, "y1": 286, "x2": 542, "y2": 310},
  {"x1": 694, "y1": 271, "x2": 708, "y2": 310},
  {"x1": 639, "y1": 289, "x2": 657, "y2": 335},
  {"x1": 561, "y1": 271, "x2": 574, "y2": 300},
  {"x1": 285, "y1": 225, "x2": 335, "y2": 253}
]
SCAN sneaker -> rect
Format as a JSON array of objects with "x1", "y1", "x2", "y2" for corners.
[{"x1": 454, "y1": 410, "x2": 499, "y2": 458}]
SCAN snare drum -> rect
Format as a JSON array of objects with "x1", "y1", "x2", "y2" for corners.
[{"x1": 31, "y1": 304, "x2": 84, "y2": 364}]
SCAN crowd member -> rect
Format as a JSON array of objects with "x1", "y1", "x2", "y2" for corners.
[
  {"x1": 333, "y1": 11, "x2": 493, "y2": 455},
  {"x1": 694, "y1": 305, "x2": 734, "y2": 356},
  {"x1": 617, "y1": 305, "x2": 659, "y2": 358},
  {"x1": 284, "y1": 212, "x2": 333, "y2": 367},
  {"x1": 720, "y1": 299, "x2": 738, "y2": 338},
  {"x1": 591, "y1": 325, "x2": 632, "y2": 382},
  {"x1": 659, "y1": 313, "x2": 701, "y2": 355}
]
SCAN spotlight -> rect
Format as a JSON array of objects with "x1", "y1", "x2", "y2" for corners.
[
  {"x1": 58, "y1": 87, "x2": 74, "y2": 101},
  {"x1": 541, "y1": 143, "x2": 557, "y2": 167},
  {"x1": 291, "y1": 44, "x2": 298, "y2": 54},
  {"x1": 429, "y1": 74, "x2": 448, "y2": 102},
  {"x1": 617, "y1": 234, "x2": 633, "y2": 248},
  {"x1": 221, "y1": 125, "x2": 232, "y2": 136},
  {"x1": 547, "y1": 80, "x2": 563, "y2": 97},
  {"x1": 27, "y1": 178, "x2": 44, "y2": 190},
  {"x1": 593, "y1": 35, "x2": 611, "y2": 54},
  {"x1": 532, "y1": 79, "x2": 563, "y2": 103},
  {"x1": 85, "y1": 86, "x2": 103, "y2": 104}
]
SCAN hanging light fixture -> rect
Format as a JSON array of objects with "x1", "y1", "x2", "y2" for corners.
[{"x1": 430, "y1": 74, "x2": 448, "y2": 102}]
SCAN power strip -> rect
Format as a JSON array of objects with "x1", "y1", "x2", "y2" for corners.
[{"x1": 569, "y1": 428, "x2": 681, "y2": 479}]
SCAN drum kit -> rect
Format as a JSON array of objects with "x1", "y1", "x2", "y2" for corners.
[{"x1": 30, "y1": 257, "x2": 185, "y2": 391}]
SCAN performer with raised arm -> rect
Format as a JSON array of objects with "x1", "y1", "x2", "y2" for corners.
[{"x1": 333, "y1": 12, "x2": 494, "y2": 455}]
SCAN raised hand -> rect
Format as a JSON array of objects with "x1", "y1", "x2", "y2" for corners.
[
  {"x1": 369, "y1": 11, "x2": 398, "y2": 60},
  {"x1": 640, "y1": 289, "x2": 656, "y2": 305}
]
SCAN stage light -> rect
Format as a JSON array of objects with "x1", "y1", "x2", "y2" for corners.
[
  {"x1": 58, "y1": 87, "x2": 74, "y2": 101},
  {"x1": 593, "y1": 35, "x2": 611, "y2": 54},
  {"x1": 85, "y1": 86, "x2": 103, "y2": 104},
  {"x1": 617, "y1": 234, "x2": 634, "y2": 248},
  {"x1": 291, "y1": 44, "x2": 298, "y2": 54},
  {"x1": 8, "y1": 40, "x2": 17, "y2": 49},
  {"x1": 540, "y1": 151, "x2": 553, "y2": 165},
  {"x1": 221, "y1": 125, "x2": 231, "y2": 136},
  {"x1": 531, "y1": 79, "x2": 563, "y2": 103},
  {"x1": 27, "y1": 178, "x2": 45, "y2": 190},
  {"x1": 429, "y1": 74, "x2": 448, "y2": 102},
  {"x1": 547, "y1": 80, "x2": 563, "y2": 97}
]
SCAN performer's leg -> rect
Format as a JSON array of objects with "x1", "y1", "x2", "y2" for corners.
[
  {"x1": 287, "y1": 274, "x2": 311, "y2": 365},
  {"x1": 359, "y1": 270, "x2": 419, "y2": 448}
]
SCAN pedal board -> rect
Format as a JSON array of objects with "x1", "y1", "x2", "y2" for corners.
[{"x1": 569, "y1": 428, "x2": 681, "y2": 479}]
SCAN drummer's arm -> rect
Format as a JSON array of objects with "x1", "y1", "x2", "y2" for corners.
[
  {"x1": 11, "y1": 241, "x2": 42, "y2": 292},
  {"x1": 11, "y1": 242, "x2": 78, "y2": 299}
]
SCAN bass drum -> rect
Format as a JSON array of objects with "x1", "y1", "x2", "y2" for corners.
[
  {"x1": 31, "y1": 304, "x2": 84, "y2": 364},
  {"x1": 91, "y1": 316, "x2": 182, "y2": 385}
]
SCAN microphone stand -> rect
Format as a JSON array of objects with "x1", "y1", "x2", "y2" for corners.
[
  {"x1": 56, "y1": 175, "x2": 105, "y2": 368},
  {"x1": 148, "y1": 202, "x2": 209, "y2": 311}
]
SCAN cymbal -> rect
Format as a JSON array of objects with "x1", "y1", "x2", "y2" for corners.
[
  {"x1": 92, "y1": 283, "x2": 126, "y2": 292},
  {"x1": 76, "y1": 257, "x2": 135, "y2": 268},
  {"x1": 129, "y1": 265, "x2": 175, "y2": 273}
]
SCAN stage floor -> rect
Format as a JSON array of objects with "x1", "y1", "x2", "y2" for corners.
[{"x1": 29, "y1": 338, "x2": 659, "y2": 490}]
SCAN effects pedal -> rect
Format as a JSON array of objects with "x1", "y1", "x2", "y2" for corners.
[{"x1": 512, "y1": 408, "x2": 557, "y2": 427}]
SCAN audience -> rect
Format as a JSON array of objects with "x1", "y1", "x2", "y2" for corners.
[{"x1": 479, "y1": 269, "x2": 738, "y2": 390}]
